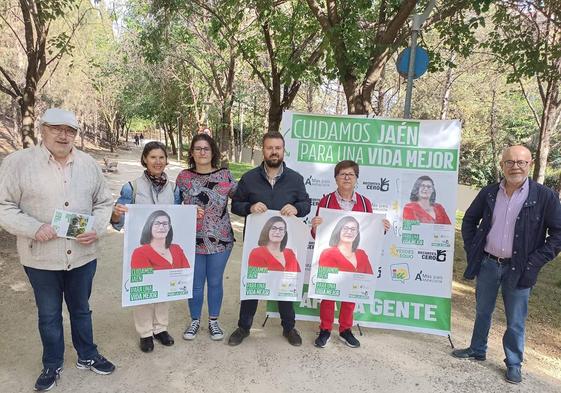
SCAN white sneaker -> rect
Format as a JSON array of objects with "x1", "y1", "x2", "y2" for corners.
[
  {"x1": 208, "y1": 319, "x2": 224, "y2": 341},
  {"x1": 183, "y1": 319, "x2": 200, "y2": 340}
]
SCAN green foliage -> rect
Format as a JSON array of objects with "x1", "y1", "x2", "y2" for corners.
[{"x1": 229, "y1": 161, "x2": 253, "y2": 180}]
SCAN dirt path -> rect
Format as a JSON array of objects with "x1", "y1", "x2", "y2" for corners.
[{"x1": 0, "y1": 146, "x2": 560, "y2": 393}]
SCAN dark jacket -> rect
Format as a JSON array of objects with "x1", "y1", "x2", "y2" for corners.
[
  {"x1": 231, "y1": 162, "x2": 311, "y2": 218},
  {"x1": 461, "y1": 178, "x2": 561, "y2": 288}
]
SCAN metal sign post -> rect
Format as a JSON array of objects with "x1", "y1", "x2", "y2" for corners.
[{"x1": 403, "y1": 0, "x2": 436, "y2": 118}]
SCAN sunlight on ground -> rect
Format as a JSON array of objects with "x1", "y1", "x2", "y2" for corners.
[{"x1": 452, "y1": 280, "x2": 475, "y2": 296}]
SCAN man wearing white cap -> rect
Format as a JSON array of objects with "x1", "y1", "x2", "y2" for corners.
[{"x1": 0, "y1": 108, "x2": 115, "y2": 391}]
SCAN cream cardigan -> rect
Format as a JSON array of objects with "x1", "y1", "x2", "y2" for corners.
[{"x1": 0, "y1": 144, "x2": 113, "y2": 270}]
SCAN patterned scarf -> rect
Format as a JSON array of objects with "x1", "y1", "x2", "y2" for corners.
[{"x1": 144, "y1": 170, "x2": 168, "y2": 193}]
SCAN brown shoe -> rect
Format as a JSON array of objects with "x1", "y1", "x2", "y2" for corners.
[{"x1": 283, "y1": 329, "x2": 302, "y2": 346}]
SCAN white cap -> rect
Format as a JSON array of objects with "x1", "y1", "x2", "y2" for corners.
[{"x1": 40, "y1": 108, "x2": 79, "y2": 130}]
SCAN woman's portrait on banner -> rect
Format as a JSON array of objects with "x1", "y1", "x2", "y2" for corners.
[
  {"x1": 402, "y1": 175, "x2": 451, "y2": 225},
  {"x1": 318, "y1": 216, "x2": 373, "y2": 274},
  {"x1": 131, "y1": 210, "x2": 190, "y2": 270},
  {"x1": 248, "y1": 216, "x2": 301, "y2": 273}
]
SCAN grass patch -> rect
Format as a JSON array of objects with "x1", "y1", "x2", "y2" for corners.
[{"x1": 228, "y1": 162, "x2": 253, "y2": 180}]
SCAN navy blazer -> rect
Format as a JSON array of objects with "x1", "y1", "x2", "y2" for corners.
[
  {"x1": 461, "y1": 178, "x2": 561, "y2": 288},
  {"x1": 231, "y1": 162, "x2": 311, "y2": 218}
]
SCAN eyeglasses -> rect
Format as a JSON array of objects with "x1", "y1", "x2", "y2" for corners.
[
  {"x1": 503, "y1": 160, "x2": 530, "y2": 169},
  {"x1": 337, "y1": 172, "x2": 356, "y2": 179},
  {"x1": 153, "y1": 221, "x2": 170, "y2": 228},
  {"x1": 341, "y1": 225, "x2": 358, "y2": 233},
  {"x1": 47, "y1": 127, "x2": 77, "y2": 137},
  {"x1": 193, "y1": 147, "x2": 211, "y2": 153},
  {"x1": 270, "y1": 226, "x2": 286, "y2": 233}
]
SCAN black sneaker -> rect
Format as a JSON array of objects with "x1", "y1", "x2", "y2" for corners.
[
  {"x1": 314, "y1": 329, "x2": 331, "y2": 348},
  {"x1": 228, "y1": 327, "x2": 250, "y2": 346},
  {"x1": 451, "y1": 347, "x2": 486, "y2": 361},
  {"x1": 283, "y1": 328, "x2": 302, "y2": 346},
  {"x1": 208, "y1": 319, "x2": 224, "y2": 341},
  {"x1": 183, "y1": 319, "x2": 200, "y2": 340},
  {"x1": 154, "y1": 331, "x2": 174, "y2": 346},
  {"x1": 139, "y1": 336, "x2": 154, "y2": 353},
  {"x1": 339, "y1": 329, "x2": 360, "y2": 348},
  {"x1": 34, "y1": 367, "x2": 62, "y2": 391},
  {"x1": 76, "y1": 353, "x2": 115, "y2": 375}
]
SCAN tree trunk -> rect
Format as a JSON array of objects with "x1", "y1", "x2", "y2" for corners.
[
  {"x1": 20, "y1": 90, "x2": 37, "y2": 147},
  {"x1": 267, "y1": 100, "x2": 283, "y2": 133},
  {"x1": 533, "y1": 80, "x2": 561, "y2": 184},
  {"x1": 219, "y1": 97, "x2": 234, "y2": 163},
  {"x1": 440, "y1": 54, "x2": 455, "y2": 120},
  {"x1": 342, "y1": 78, "x2": 369, "y2": 115},
  {"x1": 488, "y1": 86, "x2": 500, "y2": 183},
  {"x1": 177, "y1": 116, "x2": 183, "y2": 162},
  {"x1": 166, "y1": 125, "x2": 177, "y2": 156}
]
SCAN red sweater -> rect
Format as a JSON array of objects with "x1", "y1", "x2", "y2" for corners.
[
  {"x1": 311, "y1": 191, "x2": 373, "y2": 238},
  {"x1": 248, "y1": 246, "x2": 301, "y2": 272},
  {"x1": 402, "y1": 202, "x2": 451, "y2": 224},
  {"x1": 318, "y1": 246, "x2": 373, "y2": 274},
  {"x1": 131, "y1": 244, "x2": 190, "y2": 270}
]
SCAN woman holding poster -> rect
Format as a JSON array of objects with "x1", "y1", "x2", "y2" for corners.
[
  {"x1": 248, "y1": 216, "x2": 300, "y2": 272},
  {"x1": 111, "y1": 141, "x2": 181, "y2": 353},
  {"x1": 402, "y1": 175, "x2": 451, "y2": 224},
  {"x1": 176, "y1": 133, "x2": 237, "y2": 342},
  {"x1": 130, "y1": 210, "x2": 190, "y2": 270},
  {"x1": 311, "y1": 160, "x2": 390, "y2": 349}
]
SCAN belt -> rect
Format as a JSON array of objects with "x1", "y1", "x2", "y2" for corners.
[{"x1": 485, "y1": 252, "x2": 511, "y2": 264}]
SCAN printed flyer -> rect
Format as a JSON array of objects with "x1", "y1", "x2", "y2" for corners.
[
  {"x1": 266, "y1": 111, "x2": 460, "y2": 336},
  {"x1": 308, "y1": 209, "x2": 385, "y2": 303},
  {"x1": 121, "y1": 204, "x2": 197, "y2": 307},
  {"x1": 51, "y1": 209, "x2": 94, "y2": 239},
  {"x1": 240, "y1": 210, "x2": 309, "y2": 301}
]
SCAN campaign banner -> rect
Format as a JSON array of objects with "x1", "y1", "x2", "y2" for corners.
[
  {"x1": 122, "y1": 205, "x2": 197, "y2": 307},
  {"x1": 308, "y1": 209, "x2": 385, "y2": 303},
  {"x1": 240, "y1": 211, "x2": 309, "y2": 301},
  {"x1": 266, "y1": 111, "x2": 460, "y2": 336}
]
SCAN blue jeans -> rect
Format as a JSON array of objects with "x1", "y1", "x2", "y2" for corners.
[
  {"x1": 188, "y1": 249, "x2": 232, "y2": 319},
  {"x1": 24, "y1": 260, "x2": 99, "y2": 369},
  {"x1": 469, "y1": 256, "x2": 531, "y2": 367}
]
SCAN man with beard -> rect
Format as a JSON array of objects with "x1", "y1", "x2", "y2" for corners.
[
  {"x1": 228, "y1": 132, "x2": 311, "y2": 346},
  {"x1": 452, "y1": 145, "x2": 561, "y2": 384}
]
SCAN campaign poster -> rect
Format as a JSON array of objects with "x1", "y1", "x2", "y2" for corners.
[
  {"x1": 122, "y1": 204, "x2": 197, "y2": 307},
  {"x1": 240, "y1": 210, "x2": 309, "y2": 301},
  {"x1": 308, "y1": 208, "x2": 385, "y2": 303},
  {"x1": 266, "y1": 111, "x2": 460, "y2": 336}
]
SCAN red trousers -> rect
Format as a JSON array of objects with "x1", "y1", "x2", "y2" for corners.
[{"x1": 319, "y1": 300, "x2": 355, "y2": 332}]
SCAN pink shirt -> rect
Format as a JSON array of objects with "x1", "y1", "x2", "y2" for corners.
[
  {"x1": 484, "y1": 178, "x2": 529, "y2": 258},
  {"x1": 42, "y1": 144, "x2": 74, "y2": 194}
]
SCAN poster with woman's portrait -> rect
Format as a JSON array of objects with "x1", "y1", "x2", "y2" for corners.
[
  {"x1": 399, "y1": 173, "x2": 456, "y2": 249},
  {"x1": 240, "y1": 211, "x2": 309, "y2": 301},
  {"x1": 308, "y1": 209, "x2": 385, "y2": 303},
  {"x1": 121, "y1": 205, "x2": 197, "y2": 307}
]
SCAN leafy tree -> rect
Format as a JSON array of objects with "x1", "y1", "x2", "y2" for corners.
[
  {"x1": 482, "y1": 1, "x2": 561, "y2": 183},
  {"x1": 0, "y1": 0, "x2": 92, "y2": 147}
]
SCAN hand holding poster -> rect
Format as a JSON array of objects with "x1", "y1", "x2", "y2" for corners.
[
  {"x1": 240, "y1": 211, "x2": 309, "y2": 301},
  {"x1": 122, "y1": 205, "x2": 197, "y2": 307},
  {"x1": 309, "y1": 208, "x2": 385, "y2": 303}
]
